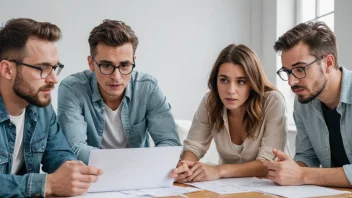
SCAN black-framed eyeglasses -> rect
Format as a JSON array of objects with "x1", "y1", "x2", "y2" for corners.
[
  {"x1": 92, "y1": 57, "x2": 135, "y2": 75},
  {"x1": 276, "y1": 56, "x2": 324, "y2": 81},
  {"x1": 10, "y1": 60, "x2": 64, "y2": 79}
]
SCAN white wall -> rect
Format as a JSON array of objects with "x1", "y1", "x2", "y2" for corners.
[
  {"x1": 0, "y1": 0, "x2": 253, "y2": 121},
  {"x1": 335, "y1": 0, "x2": 352, "y2": 70}
]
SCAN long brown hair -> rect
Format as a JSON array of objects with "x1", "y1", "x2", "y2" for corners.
[{"x1": 207, "y1": 44, "x2": 276, "y2": 138}]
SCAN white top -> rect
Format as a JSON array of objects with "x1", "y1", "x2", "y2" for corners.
[
  {"x1": 9, "y1": 109, "x2": 26, "y2": 174},
  {"x1": 101, "y1": 103, "x2": 128, "y2": 149},
  {"x1": 232, "y1": 143, "x2": 244, "y2": 154}
]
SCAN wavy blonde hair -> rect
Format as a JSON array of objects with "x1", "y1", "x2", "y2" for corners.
[{"x1": 207, "y1": 44, "x2": 277, "y2": 138}]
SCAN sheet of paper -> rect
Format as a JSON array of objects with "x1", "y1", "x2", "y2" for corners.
[
  {"x1": 186, "y1": 177, "x2": 256, "y2": 194},
  {"x1": 120, "y1": 186, "x2": 201, "y2": 197},
  {"x1": 64, "y1": 191, "x2": 145, "y2": 198},
  {"x1": 249, "y1": 178, "x2": 351, "y2": 198},
  {"x1": 88, "y1": 146, "x2": 182, "y2": 192}
]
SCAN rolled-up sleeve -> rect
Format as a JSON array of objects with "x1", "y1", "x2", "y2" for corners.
[
  {"x1": 183, "y1": 94, "x2": 213, "y2": 160},
  {"x1": 256, "y1": 91, "x2": 287, "y2": 162}
]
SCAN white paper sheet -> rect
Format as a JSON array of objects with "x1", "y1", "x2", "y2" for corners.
[
  {"x1": 88, "y1": 146, "x2": 182, "y2": 192},
  {"x1": 249, "y1": 178, "x2": 351, "y2": 198},
  {"x1": 186, "y1": 177, "x2": 256, "y2": 194},
  {"x1": 188, "y1": 177, "x2": 351, "y2": 197},
  {"x1": 71, "y1": 191, "x2": 145, "y2": 198},
  {"x1": 120, "y1": 186, "x2": 201, "y2": 197}
]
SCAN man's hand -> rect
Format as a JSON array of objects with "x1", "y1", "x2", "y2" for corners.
[
  {"x1": 263, "y1": 149, "x2": 304, "y2": 186},
  {"x1": 46, "y1": 160, "x2": 103, "y2": 197}
]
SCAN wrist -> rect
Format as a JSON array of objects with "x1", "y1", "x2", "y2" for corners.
[
  {"x1": 45, "y1": 174, "x2": 53, "y2": 196},
  {"x1": 216, "y1": 165, "x2": 224, "y2": 178},
  {"x1": 301, "y1": 167, "x2": 310, "y2": 185}
]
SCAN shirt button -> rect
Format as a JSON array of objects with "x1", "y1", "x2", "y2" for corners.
[
  {"x1": 42, "y1": 146, "x2": 45, "y2": 150},
  {"x1": 127, "y1": 130, "x2": 130, "y2": 133},
  {"x1": 326, "y1": 156, "x2": 329, "y2": 160},
  {"x1": 29, "y1": 168, "x2": 32, "y2": 171},
  {"x1": 326, "y1": 148, "x2": 329, "y2": 151},
  {"x1": 8, "y1": 123, "x2": 12, "y2": 127}
]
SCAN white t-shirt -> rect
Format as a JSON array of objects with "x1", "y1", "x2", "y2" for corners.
[
  {"x1": 9, "y1": 109, "x2": 26, "y2": 174},
  {"x1": 232, "y1": 143, "x2": 244, "y2": 154},
  {"x1": 101, "y1": 103, "x2": 128, "y2": 149}
]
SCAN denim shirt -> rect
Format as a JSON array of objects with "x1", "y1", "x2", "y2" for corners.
[
  {"x1": 0, "y1": 96, "x2": 76, "y2": 197},
  {"x1": 57, "y1": 70, "x2": 181, "y2": 164},
  {"x1": 293, "y1": 67, "x2": 352, "y2": 184}
]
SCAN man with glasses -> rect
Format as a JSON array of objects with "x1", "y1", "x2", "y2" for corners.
[
  {"x1": 263, "y1": 22, "x2": 352, "y2": 188},
  {"x1": 0, "y1": 18, "x2": 102, "y2": 197},
  {"x1": 58, "y1": 19, "x2": 181, "y2": 164}
]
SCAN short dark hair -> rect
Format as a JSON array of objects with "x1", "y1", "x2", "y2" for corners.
[
  {"x1": 274, "y1": 22, "x2": 338, "y2": 68},
  {"x1": 0, "y1": 18, "x2": 62, "y2": 61},
  {"x1": 88, "y1": 19, "x2": 139, "y2": 57}
]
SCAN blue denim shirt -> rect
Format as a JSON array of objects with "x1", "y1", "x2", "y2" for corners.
[
  {"x1": 57, "y1": 70, "x2": 181, "y2": 164},
  {"x1": 293, "y1": 67, "x2": 352, "y2": 184},
  {"x1": 0, "y1": 96, "x2": 76, "y2": 197}
]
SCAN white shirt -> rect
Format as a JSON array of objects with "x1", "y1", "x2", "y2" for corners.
[
  {"x1": 232, "y1": 143, "x2": 244, "y2": 154},
  {"x1": 9, "y1": 109, "x2": 26, "y2": 174},
  {"x1": 101, "y1": 103, "x2": 128, "y2": 149}
]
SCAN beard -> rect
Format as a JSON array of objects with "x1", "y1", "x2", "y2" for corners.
[
  {"x1": 292, "y1": 77, "x2": 327, "y2": 104},
  {"x1": 13, "y1": 71, "x2": 54, "y2": 107}
]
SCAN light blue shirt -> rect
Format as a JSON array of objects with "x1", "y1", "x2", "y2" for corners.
[
  {"x1": 57, "y1": 70, "x2": 181, "y2": 164},
  {"x1": 293, "y1": 67, "x2": 352, "y2": 184}
]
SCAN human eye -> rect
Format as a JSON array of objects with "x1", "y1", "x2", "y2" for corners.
[
  {"x1": 120, "y1": 62, "x2": 133, "y2": 69},
  {"x1": 238, "y1": 80, "x2": 246, "y2": 85},
  {"x1": 100, "y1": 63, "x2": 113, "y2": 69},
  {"x1": 295, "y1": 67, "x2": 305, "y2": 73},
  {"x1": 219, "y1": 78, "x2": 228, "y2": 83}
]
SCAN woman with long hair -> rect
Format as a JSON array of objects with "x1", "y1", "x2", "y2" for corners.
[{"x1": 170, "y1": 44, "x2": 287, "y2": 182}]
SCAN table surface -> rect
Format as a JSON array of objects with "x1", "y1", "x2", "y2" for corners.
[{"x1": 168, "y1": 183, "x2": 352, "y2": 198}]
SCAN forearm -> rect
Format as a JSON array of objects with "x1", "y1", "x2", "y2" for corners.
[
  {"x1": 218, "y1": 160, "x2": 268, "y2": 178},
  {"x1": 181, "y1": 151, "x2": 199, "y2": 161},
  {"x1": 0, "y1": 173, "x2": 46, "y2": 197},
  {"x1": 302, "y1": 167, "x2": 351, "y2": 187}
]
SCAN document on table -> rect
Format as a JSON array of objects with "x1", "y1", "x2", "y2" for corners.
[
  {"x1": 187, "y1": 177, "x2": 351, "y2": 197},
  {"x1": 88, "y1": 146, "x2": 182, "y2": 192},
  {"x1": 249, "y1": 178, "x2": 351, "y2": 198},
  {"x1": 186, "y1": 177, "x2": 257, "y2": 194},
  {"x1": 67, "y1": 186, "x2": 200, "y2": 198},
  {"x1": 120, "y1": 186, "x2": 201, "y2": 197}
]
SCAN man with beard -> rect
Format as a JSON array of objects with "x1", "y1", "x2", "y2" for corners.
[
  {"x1": 0, "y1": 18, "x2": 102, "y2": 197},
  {"x1": 263, "y1": 22, "x2": 352, "y2": 188}
]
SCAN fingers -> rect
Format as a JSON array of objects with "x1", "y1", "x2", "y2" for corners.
[
  {"x1": 79, "y1": 166, "x2": 103, "y2": 175},
  {"x1": 172, "y1": 161, "x2": 189, "y2": 174},
  {"x1": 273, "y1": 148, "x2": 290, "y2": 161},
  {"x1": 186, "y1": 163, "x2": 203, "y2": 182},
  {"x1": 77, "y1": 174, "x2": 100, "y2": 183},
  {"x1": 192, "y1": 172, "x2": 205, "y2": 182}
]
